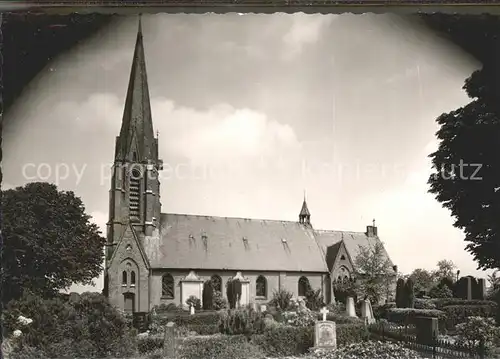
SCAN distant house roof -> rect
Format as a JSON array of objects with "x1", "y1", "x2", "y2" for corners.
[
  {"x1": 148, "y1": 213, "x2": 329, "y2": 272},
  {"x1": 143, "y1": 213, "x2": 393, "y2": 274}
]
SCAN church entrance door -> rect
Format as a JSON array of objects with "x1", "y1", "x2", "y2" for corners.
[{"x1": 124, "y1": 292, "x2": 135, "y2": 313}]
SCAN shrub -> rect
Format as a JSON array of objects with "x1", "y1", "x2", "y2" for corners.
[
  {"x1": 455, "y1": 316, "x2": 500, "y2": 354},
  {"x1": 373, "y1": 302, "x2": 396, "y2": 319},
  {"x1": 151, "y1": 303, "x2": 181, "y2": 313},
  {"x1": 153, "y1": 310, "x2": 220, "y2": 330},
  {"x1": 395, "y1": 279, "x2": 405, "y2": 308},
  {"x1": 442, "y1": 304, "x2": 497, "y2": 329},
  {"x1": 185, "y1": 296, "x2": 201, "y2": 310},
  {"x1": 429, "y1": 283, "x2": 453, "y2": 299},
  {"x1": 253, "y1": 323, "x2": 368, "y2": 357},
  {"x1": 414, "y1": 298, "x2": 437, "y2": 310},
  {"x1": 324, "y1": 312, "x2": 364, "y2": 325},
  {"x1": 268, "y1": 289, "x2": 293, "y2": 311},
  {"x1": 432, "y1": 298, "x2": 497, "y2": 310},
  {"x1": 305, "y1": 288, "x2": 325, "y2": 311},
  {"x1": 218, "y1": 308, "x2": 266, "y2": 336},
  {"x1": 137, "y1": 336, "x2": 164, "y2": 354},
  {"x1": 385, "y1": 308, "x2": 446, "y2": 331},
  {"x1": 202, "y1": 281, "x2": 214, "y2": 310},
  {"x1": 212, "y1": 290, "x2": 228, "y2": 310},
  {"x1": 309, "y1": 341, "x2": 426, "y2": 359},
  {"x1": 282, "y1": 310, "x2": 317, "y2": 327},
  {"x1": 226, "y1": 279, "x2": 242, "y2": 309},
  {"x1": 179, "y1": 334, "x2": 265, "y2": 359},
  {"x1": 405, "y1": 278, "x2": 415, "y2": 308},
  {"x1": 4, "y1": 291, "x2": 137, "y2": 358}
]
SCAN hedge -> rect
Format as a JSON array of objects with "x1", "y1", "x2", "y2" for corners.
[
  {"x1": 432, "y1": 299, "x2": 497, "y2": 310},
  {"x1": 252, "y1": 323, "x2": 369, "y2": 357},
  {"x1": 385, "y1": 308, "x2": 447, "y2": 333},
  {"x1": 180, "y1": 334, "x2": 265, "y2": 359},
  {"x1": 154, "y1": 310, "x2": 220, "y2": 327},
  {"x1": 441, "y1": 304, "x2": 497, "y2": 329},
  {"x1": 414, "y1": 298, "x2": 437, "y2": 310}
]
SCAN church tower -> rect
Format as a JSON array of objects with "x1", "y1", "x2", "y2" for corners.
[{"x1": 106, "y1": 16, "x2": 163, "y2": 263}]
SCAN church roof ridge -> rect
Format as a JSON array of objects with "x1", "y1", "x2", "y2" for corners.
[{"x1": 161, "y1": 212, "x2": 304, "y2": 225}]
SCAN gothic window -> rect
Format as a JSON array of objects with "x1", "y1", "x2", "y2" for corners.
[
  {"x1": 129, "y1": 169, "x2": 141, "y2": 219},
  {"x1": 162, "y1": 273, "x2": 174, "y2": 299},
  {"x1": 211, "y1": 275, "x2": 222, "y2": 292},
  {"x1": 298, "y1": 276, "x2": 310, "y2": 297},
  {"x1": 131, "y1": 271, "x2": 136, "y2": 286},
  {"x1": 122, "y1": 271, "x2": 127, "y2": 285},
  {"x1": 256, "y1": 275, "x2": 267, "y2": 298}
]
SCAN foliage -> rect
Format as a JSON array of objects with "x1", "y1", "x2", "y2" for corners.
[
  {"x1": 212, "y1": 290, "x2": 228, "y2": 310},
  {"x1": 408, "y1": 268, "x2": 436, "y2": 294},
  {"x1": 305, "y1": 288, "x2": 325, "y2": 311},
  {"x1": 226, "y1": 279, "x2": 242, "y2": 309},
  {"x1": 282, "y1": 309, "x2": 317, "y2": 328},
  {"x1": 427, "y1": 15, "x2": 500, "y2": 271},
  {"x1": 354, "y1": 242, "x2": 396, "y2": 304},
  {"x1": 218, "y1": 308, "x2": 266, "y2": 336},
  {"x1": 373, "y1": 302, "x2": 396, "y2": 320},
  {"x1": 385, "y1": 308, "x2": 447, "y2": 331},
  {"x1": 252, "y1": 323, "x2": 368, "y2": 357},
  {"x1": 332, "y1": 278, "x2": 358, "y2": 304},
  {"x1": 396, "y1": 278, "x2": 406, "y2": 308},
  {"x1": 151, "y1": 303, "x2": 183, "y2": 313},
  {"x1": 150, "y1": 310, "x2": 220, "y2": 329},
  {"x1": 429, "y1": 282, "x2": 454, "y2": 299},
  {"x1": 414, "y1": 298, "x2": 437, "y2": 310},
  {"x1": 441, "y1": 304, "x2": 497, "y2": 330},
  {"x1": 309, "y1": 340, "x2": 425, "y2": 359},
  {"x1": 405, "y1": 278, "x2": 415, "y2": 308},
  {"x1": 4, "y1": 291, "x2": 136, "y2": 358},
  {"x1": 433, "y1": 260, "x2": 457, "y2": 283},
  {"x1": 486, "y1": 270, "x2": 500, "y2": 299},
  {"x1": 455, "y1": 316, "x2": 500, "y2": 352},
  {"x1": 268, "y1": 288, "x2": 293, "y2": 311},
  {"x1": 185, "y1": 295, "x2": 201, "y2": 310},
  {"x1": 179, "y1": 334, "x2": 266, "y2": 359},
  {"x1": 1, "y1": 183, "x2": 105, "y2": 304},
  {"x1": 202, "y1": 280, "x2": 214, "y2": 310},
  {"x1": 432, "y1": 298, "x2": 497, "y2": 309}
]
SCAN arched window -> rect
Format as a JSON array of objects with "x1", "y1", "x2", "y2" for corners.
[
  {"x1": 129, "y1": 169, "x2": 141, "y2": 219},
  {"x1": 131, "y1": 271, "x2": 136, "y2": 286},
  {"x1": 256, "y1": 275, "x2": 267, "y2": 298},
  {"x1": 122, "y1": 271, "x2": 127, "y2": 285},
  {"x1": 298, "y1": 276, "x2": 310, "y2": 297},
  {"x1": 210, "y1": 275, "x2": 222, "y2": 292},
  {"x1": 162, "y1": 274, "x2": 174, "y2": 299}
]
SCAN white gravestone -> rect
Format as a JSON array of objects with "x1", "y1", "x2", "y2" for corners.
[
  {"x1": 190, "y1": 304, "x2": 195, "y2": 315},
  {"x1": 346, "y1": 297, "x2": 357, "y2": 317},
  {"x1": 361, "y1": 299, "x2": 375, "y2": 324},
  {"x1": 314, "y1": 320, "x2": 337, "y2": 349}
]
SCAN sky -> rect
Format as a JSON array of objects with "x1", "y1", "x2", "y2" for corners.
[{"x1": 3, "y1": 13, "x2": 493, "y2": 293}]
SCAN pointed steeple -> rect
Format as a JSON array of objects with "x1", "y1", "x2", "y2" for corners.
[
  {"x1": 299, "y1": 191, "x2": 311, "y2": 225},
  {"x1": 115, "y1": 15, "x2": 158, "y2": 166}
]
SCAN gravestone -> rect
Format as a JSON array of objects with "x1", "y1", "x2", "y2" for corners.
[
  {"x1": 320, "y1": 307, "x2": 329, "y2": 321},
  {"x1": 466, "y1": 276, "x2": 473, "y2": 300},
  {"x1": 346, "y1": 297, "x2": 357, "y2": 317},
  {"x1": 361, "y1": 299, "x2": 375, "y2": 325},
  {"x1": 477, "y1": 278, "x2": 486, "y2": 300},
  {"x1": 133, "y1": 312, "x2": 150, "y2": 333},
  {"x1": 314, "y1": 321, "x2": 337, "y2": 349},
  {"x1": 415, "y1": 316, "x2": 438, "y2": 346},
  {"x1": 163, "y1": 322, "x2": 177, "y2": 358}
]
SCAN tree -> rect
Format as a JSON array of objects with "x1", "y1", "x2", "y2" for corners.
[
  {"x1": 433, "y1": 260, "x2": 457, "y2": 283},
  {"x1": 487, "y1": 270, "x2": 500, "y2": 299},
  {"x1": 426, "y1": 14, "x2": 500, "y2": 271},
  {"x1": 1, "y1": 182, "x2": 105, "y2": 304},
  {"x1": 354, "y1": 242, "x2": 397, "y2": 304},
  {"x1": 408, "y1": 268, "x2": 436, "y2": 294}
]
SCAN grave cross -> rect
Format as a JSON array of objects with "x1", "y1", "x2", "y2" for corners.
[{"x1": 320, "y1": 307, "x2": 329, "y2": 321}]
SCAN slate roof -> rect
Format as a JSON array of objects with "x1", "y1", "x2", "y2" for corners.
[
  {"x1": 144, "y1": 213, "x2": 392, "y2": 273},
  {"x1": 147, "y1": 213, "x2": 327, "y2": 272}
]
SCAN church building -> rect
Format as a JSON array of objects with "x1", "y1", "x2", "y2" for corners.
[{"x1": 104, "y1": 18, "x2": 396, "y2": 313}]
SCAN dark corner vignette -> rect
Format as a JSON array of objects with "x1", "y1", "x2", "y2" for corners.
[{"x1": 1, "y1": 3, "x2": 500, "y2": 359}]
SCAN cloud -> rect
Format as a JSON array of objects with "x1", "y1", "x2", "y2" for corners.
[{"x1": 282, "y1": 14, "x2": 336, "y2": 60}]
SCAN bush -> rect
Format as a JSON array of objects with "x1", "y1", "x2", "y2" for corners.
[
  {"x1": 152, "y1": 303, "x2": 183, "y2": 313},
  {"x1": 4, "y1": 291, "x2": 137, "y2": 358},
  {"x1": 226, "y1": 279, "x2": 242, "y2": 309},
  {"x1": 212, "y1": 290, "x2": 228, "y2": 310},
  {"x1": 137, "y1": 336, "x2": 164, "y2": 354},
  {"x1": 305, "y1": 288, "x2": 325, "y2": 311},
  {"x1": 202, "y1": 281, "x2": 214, "y2": 310},
  {"x1": 268, "y1": 289, "x2": 293, "y2": 311},
  {"x1": 179, "y1": 334, "x2": 265, "y2": 359},
  {"x1": 395, "y1": 279, "x2": 405, "y2": 308},
  {"x1": 218, "y1": 308, "x2": 266, "y2": 336},
  {"x1": 309, "y1": 341, "x2": 426, "y2": 359},
  {"x1": 185, "y1": 296, "x2": 201, "y2": 310},
  {"x1": 455, "y1": 316, "x2": 500, "y2": 353},
  {"x1": 405, "y1": 278, "x2": 415, "y2": 308},
  {"x1": 429, "y1": 283, "x2": 453, "y2": 299},
  {"x1": 414, "y1": 298, "x2": 437, "y2": 310},
  {"x1": 442, "y1": 304, "x2": 497, "y2": 329},
  {"x1": 432, "y1": 298, "x2": 497, "y2": 310},
  {"x1": 253, "y1": 323, "x2": 368, "y2": 357},
  {"x1": 385, "y1": 308, "x2": 446, "y2": 331},
  {"x1": 373, "y1": 302, "x2": 396, "y2": 319}
]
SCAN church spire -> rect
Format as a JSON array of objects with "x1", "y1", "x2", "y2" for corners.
[
  {"x1": 299, "y1": 191, "x2": 311, "y2": 225},
  {"x1": 115, "y1": 14, "x2": 158, "y2": 166}
]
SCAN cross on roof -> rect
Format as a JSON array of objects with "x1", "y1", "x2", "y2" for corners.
[{"x1": 320, "y1": 307, "x2": 329, "y2": 321}]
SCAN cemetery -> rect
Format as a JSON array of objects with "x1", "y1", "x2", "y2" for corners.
[{"x1": 3, "y1": 270, "x2": 499, "y2": 359}]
